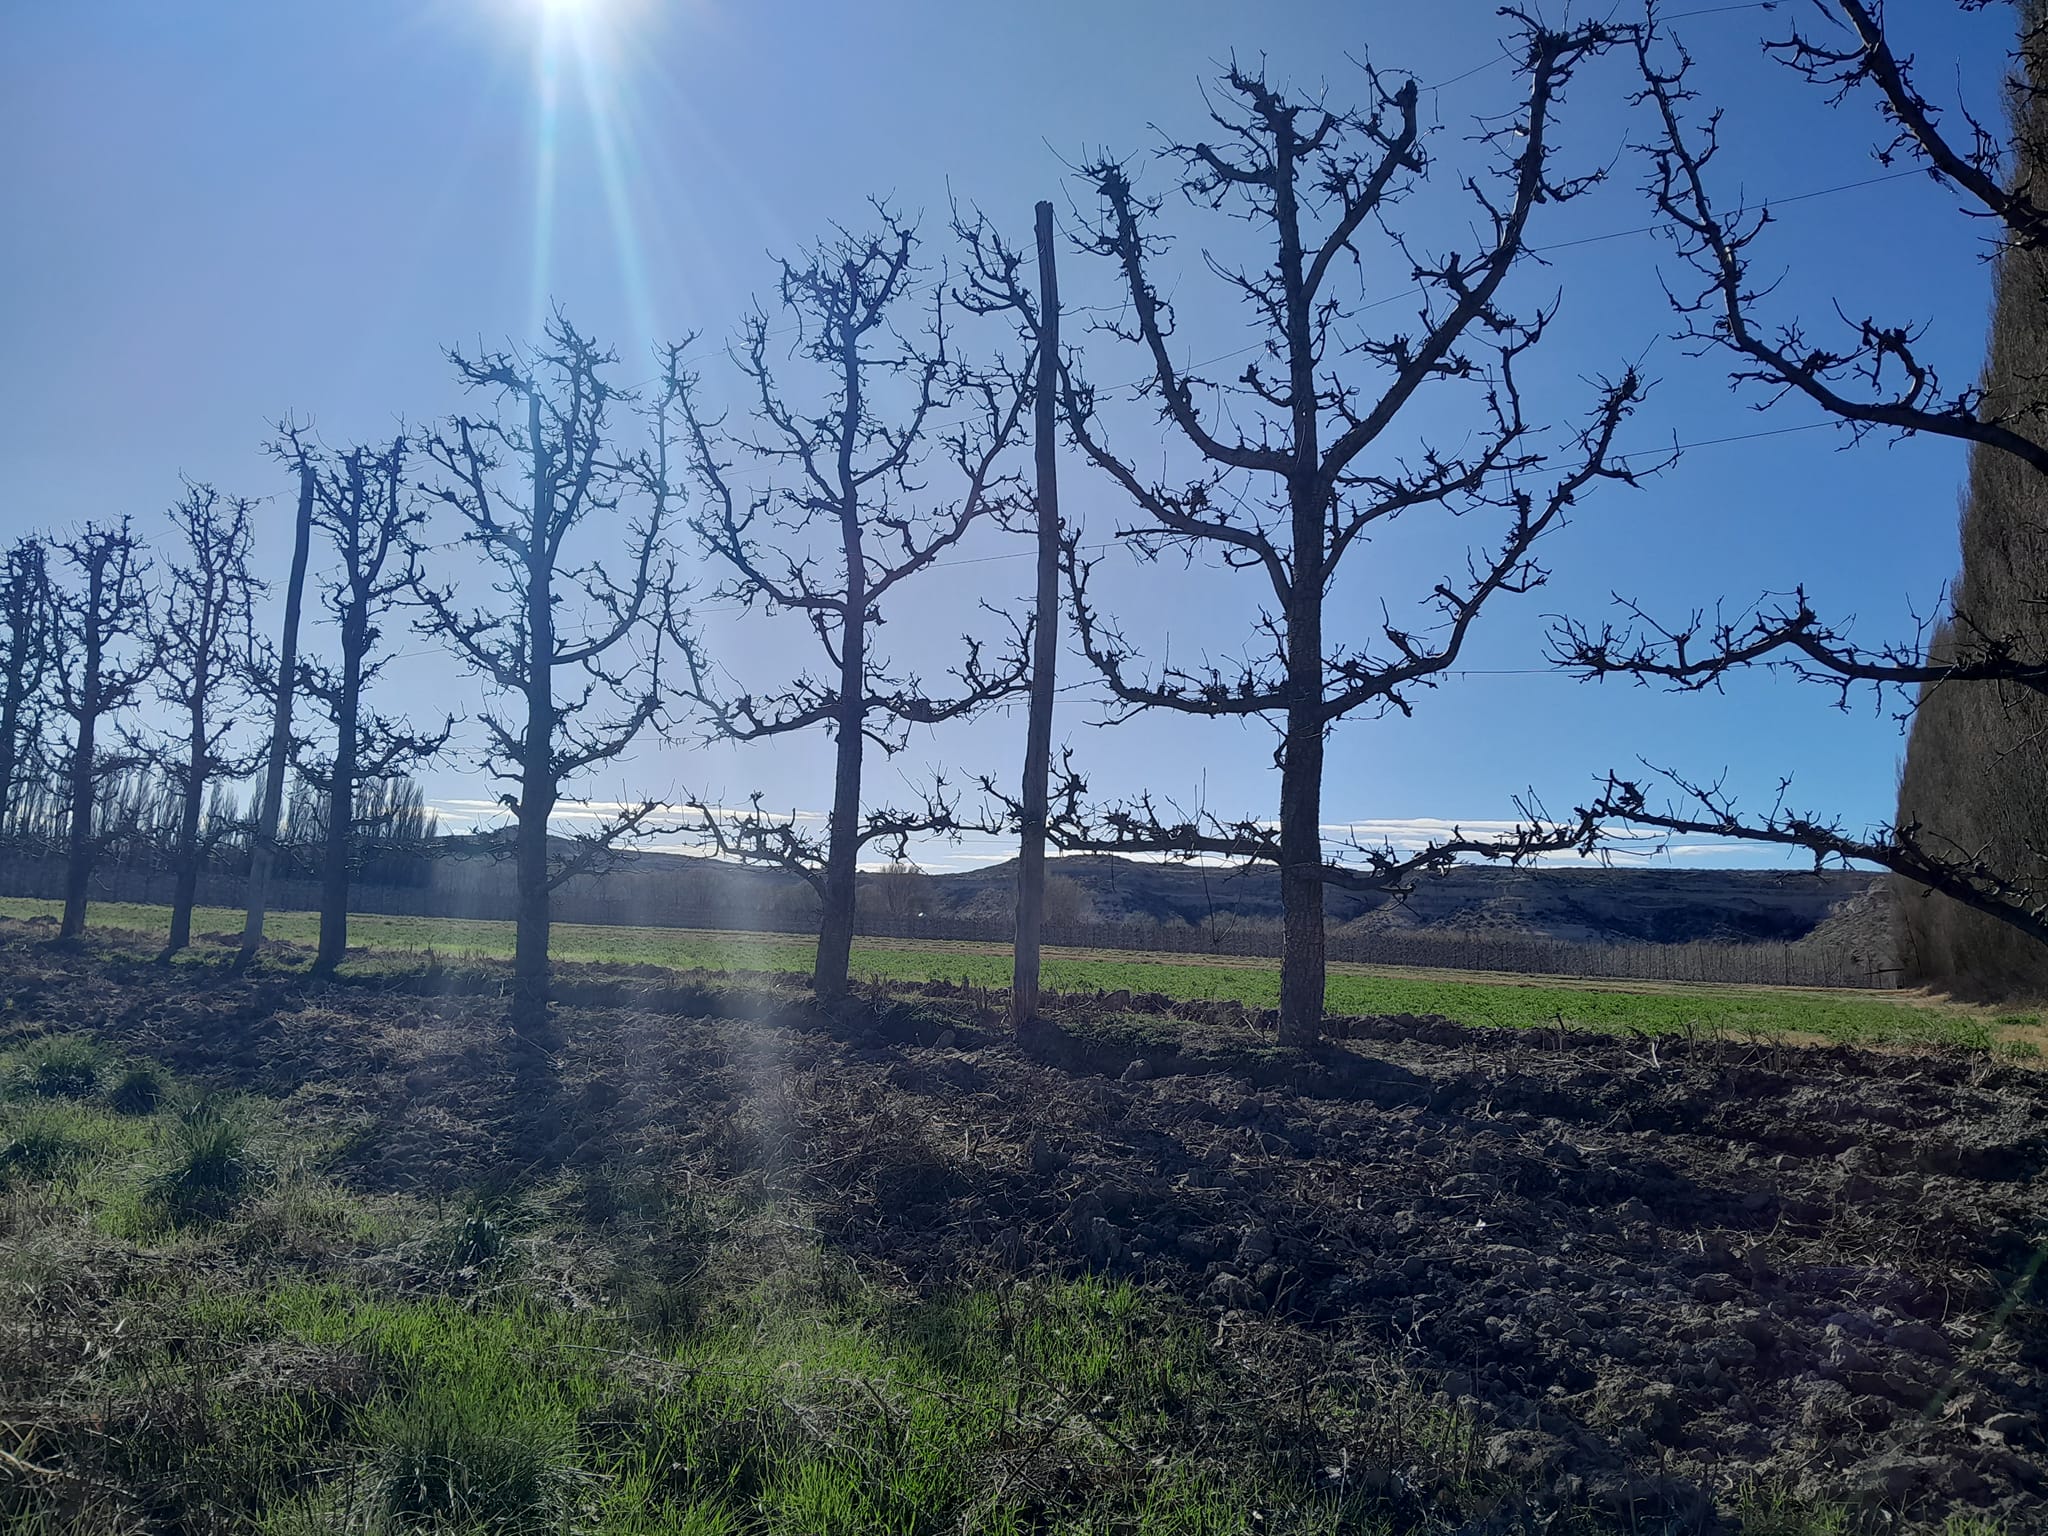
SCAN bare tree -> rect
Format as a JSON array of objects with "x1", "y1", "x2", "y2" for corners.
[
  {"x1": 414, "y1": 313, "x2": 678, "y2": 1049},
  {"x1": 0, "y1": 538, "x2": 53, "y2": 834},
  {"x1": 150, "y1": 484, "x2": 259, "y2": 958},
  {"x1": 50, "y1": 520, "x2": 154, "y2": 940},
  {"x1": 1043, "y1": 32, "x2": 1646, "y2": 1044},
  {"x1": 236, "y1": 433, "x2": 318, "y2": 973},
  {"x1": 671, "y1": 213, "x2": 1029, "y2": 1000},
  {"x1": 861, "y1": 858, "x2": 936, "y2": 924},
  {"x1": 956, "y1": 199, "x2": 1068, "y2": 1026},
  {"x1": 1550, "y1": 4, "x2": 2048, "y2": 980},
  {"x1": 299, "y1": 435, "x2": 449, "y2": 975}
]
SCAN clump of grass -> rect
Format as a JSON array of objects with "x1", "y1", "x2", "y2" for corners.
[
  {"x1": 373, "y1": 1396, "x2": 577, "y2": 1532},
  {"x1": 107, "y1": 1061, "x2": 167, "y2": 1114},
  {"x1": 436, "y1": 1180, "x2": 532, "y2": 1272},
  {"x1": 15, "y1": 1034, "x2": 102, "y2": 1099},
  {"x1": 448, "y1": 1208, "x2": 508, "y2": 1268},
  {"x1": 153, "y1": 1098, "x2": 258, "y2": 1220},
  {"x1": 1, "y1": 1103, "x2": 87, "y2": 1180}
]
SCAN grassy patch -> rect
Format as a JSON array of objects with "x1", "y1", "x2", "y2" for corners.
[
  {"x1": 10, "y1": 1033, "x2": 104, "y2": 1099},
  {"x1": 107, "y1": 1061, "x2": 167, "y2": 1114},
  {"x1": 0, "y1": 897, "x2": 2012, "y2": 1052},
  {"x1": 0, "y1": 1093, "x2": 157, "y2": 1184},
  {"x1": 150, "y1": 1264, "x2": 1414, "y2": 1536},
  {"x1": 152, "y1": 1097, "x2": 260, "y2": 1222}
]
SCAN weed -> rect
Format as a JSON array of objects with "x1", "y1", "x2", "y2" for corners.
[
  {"x1": 449, "y1": 1208, "x2": 508, "y2": 1268},
  {"x1": 1, "y1": 1103, "x2": 86, "y2": 1179},
  {"x1": 372, "y1": 1396, "x2": 577, "y2": 1532},
  {"x1": 152, "y1": 1098, "x2": 258, "y2": 1220},
  {"x1": 107, "y1": 1061, "x2": 167, "y2": 1114},
  {"x1": 15, "y1": 1034, "x2": 101, "y2": 1098},
  {"x1": 435, "y1": 1180, "x2": 533, "y2": 1272}
]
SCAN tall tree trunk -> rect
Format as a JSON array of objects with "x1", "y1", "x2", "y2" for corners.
[
  {"x1": 1276, "y1": 683, "x2": 1326, "y2": 1046},
  {"x1": 0, "y1": 643, "x2": 32, "y2": 834},
  {"x1": 1274, "y1": 125, "x2": 1326, "y2": 1049},
  {"x1": 59, "y1": 719, "x2": 95, "y2": 939},
  {"x1": 313, "y1": 615, "x2": 364, "y2": 975},
  {"x1": 164, "y1": 698, "x2": 207, "y2": 956},
  {"x1": 510, "y1": 392, "x2": 558, "y2": 1048},
  {"x1": 237, "y1": 461, "x2": 316, "y2": 971},
  {"x1": 1011, "y1": 199, "x2": 1063, "y2": 1028},
  {"x1": 511, "y1": 757, "x2": 554, "y2": 1045},
  {"x1": 1276, "y1": 506, "x2": 1326, "y2": 1044},
  {"x1": 58, "y1": 568, "x2": 104, "y2": 941},
  {"x1": 814, "y1": 323, "x2": 871, "y2": 1004},
  {"x1": 815, "y1": 611, "x2": 866, "y2": 1000}
]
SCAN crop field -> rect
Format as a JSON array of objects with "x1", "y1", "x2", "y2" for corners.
[{"x1": 0, "y1": 896, "x2": 2036, "y2": 1056}]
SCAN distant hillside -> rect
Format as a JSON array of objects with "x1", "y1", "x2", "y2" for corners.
[
  {"x1": 923, "y1": 855, "x2": 1881, "y2": 947},
  {"x1": 429, "y1": 836, "x2": 1884, "y2": 950}
]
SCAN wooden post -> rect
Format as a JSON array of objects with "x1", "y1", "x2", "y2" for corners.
[
  {"x1": 1011, "y1": 201, "x2": 1062, "y2": 1027},
  {"x1": 235, "y1": 455, "x2": 316, "y2": 972}
]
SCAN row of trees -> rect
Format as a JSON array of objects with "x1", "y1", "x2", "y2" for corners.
[
  {"x1": 0, "y1": 486, "x2": 445, "y2": 964},
  {"x1": 9, "y1": 3, "x2": 2048, "y2": 1041},
  {"x1": 0, "y1": 760, "x2": 435, "y2": 887}
]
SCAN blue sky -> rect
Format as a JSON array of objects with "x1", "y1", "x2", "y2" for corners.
[{"x1": 0, "y1": 0, "x2": 2017, "y2": 872}]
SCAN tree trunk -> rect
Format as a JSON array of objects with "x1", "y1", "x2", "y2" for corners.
[
  {"x1": 58, "y1": 567, "x2": 103, "y2": 941},
  {"x1": 814, "y1": 323, "x2": 871, "y2": 1004},
  {"x1": 511, "y1": 763, "x2": 555, "y2": 1046},
  {"x1": 1011, "y1": 199, "x2": 1063, "y2": 1028},
  {"x1": 313, "y1": 612, "x2": 365, "y2": 975},
  {"x1": 509, "y1": 391, "x2": 558, "y2": 1049},
  {"x1": 1274, "y1": 123, "x2": 1326, "y2": 1050},
  {"x1": 237, "y1": 460, "x2": 316, "y2": 971},
  {"x1": 814, "y1": 622, "x2": 866, "y2": 1000},
  {"x1": 1276, "y1": 692, "x2": 1326, "y2": 1046},
  {"x1": 163, "y1": 699, "x2": 207, "y2": 957},
  {"x1": 0, "y1": 643, "x2": 31, "y2": 833},
  {"x1": 1276, "y1": 523, "x2": 1326, "y2": 1044}
]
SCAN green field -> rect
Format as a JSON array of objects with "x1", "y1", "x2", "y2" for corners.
[{"x1": 1, "y1": 897, "x2": 2036, "y2": 1054}]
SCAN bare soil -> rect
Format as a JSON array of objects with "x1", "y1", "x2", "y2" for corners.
[{"x1": 5, "y1": 928, "x2": 2044, "y2": 1533}]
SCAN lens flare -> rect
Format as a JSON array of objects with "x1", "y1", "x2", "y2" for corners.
[{"x1": 522, "y1": 0, "x2": 663, "y2": 340}]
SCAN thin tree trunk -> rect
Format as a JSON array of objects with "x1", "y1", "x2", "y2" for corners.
[
  {"x1": 58, "y1": 567, "x2": 104, "y2": 941},
  {"x1": 510, "y1": 391, "x2": 558, "y2": 1048},
  {"x1": 1276, "y1": 693, "x2": 1326, "y2": 1046},
  {"x1": 1011, "y1": 199, "x2": 1063, "y2": 1028},
  {"x1": 164, "y1": 699, "x2": 207, "y2": 956},
  {"x1": 0, "y1": 645, "x2": 31, "y2": 832},
  {"x1": 511, "y1": 759, "x2": 554, "y2": 1045},
  {"x1": 1275, "y1": 126, "x2": 1326, "y2": 1050},
  {"x1": 815, "y1": 615, "x2": 866, "y2": 1000},
  {"x1": 313, "y1": 616, "x2": 364, "y2": 975},
  {"x1": 814, "y1": 321, "x2": 871, "y2": 1004},
  {"x1": 1277, "y1": 487, "x2": 1327, "y2": 1042},
  {"x1": 237, "y1": 460, "x2": 316, "y2": 971}
]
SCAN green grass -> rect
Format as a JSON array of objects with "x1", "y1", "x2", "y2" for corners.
[
  {"x1": 200, "y1": 1267, "x2": 1401, "y2": 1536},
  {"x1": 151, "y1": 1097, "x2": 260, "y2": 1222},
  {"x1": 10, "y1": 1033, "x2": 105, "y2": 1098},
  {"x1": 0, "y1": 1009, "x2": 1442, "y2": 1534},
  {"x1": 0, "y1": 896, "x2": 2025, "y2": 1052},
  {"x1": 0, "y1": 956, "x2": 2020, "y2": 1535}
]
